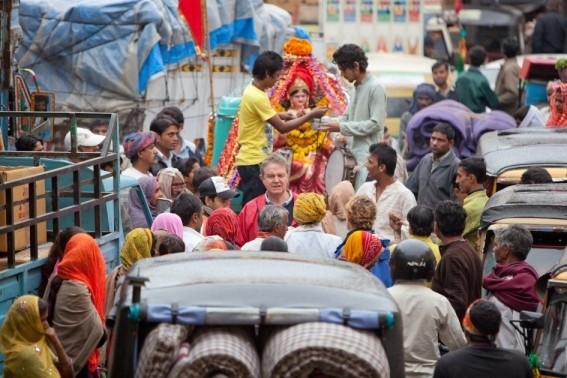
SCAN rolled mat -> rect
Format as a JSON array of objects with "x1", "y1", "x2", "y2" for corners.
[
  {"x1": 262, "y1": 322, "x2": 389, "y2": 378},
  {"x1": 167, "y1": 326, "x2": 260, "y2": 378}
]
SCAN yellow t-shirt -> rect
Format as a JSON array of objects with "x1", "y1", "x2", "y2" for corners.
[{"x1": 236, "y1": 84, "x2": 277, "y2": 166}]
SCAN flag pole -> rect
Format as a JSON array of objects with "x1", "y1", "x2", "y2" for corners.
[{"x1": 203, "y1": 0, "x2": 215, "y2": 122}]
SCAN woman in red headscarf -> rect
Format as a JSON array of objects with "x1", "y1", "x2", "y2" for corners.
[{"x1": 43, "y1": 233, "x2": 107, "y2": 377}]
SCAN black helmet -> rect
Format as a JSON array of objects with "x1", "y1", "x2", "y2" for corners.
[{"x1": 390, "y1": 239, "x2": 436, "y2": 282}]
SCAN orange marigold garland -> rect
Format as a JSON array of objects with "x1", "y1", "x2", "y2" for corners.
[
  {"x1": 217, "y1": 114, "x2": 241, "y2": 188},
  {"x1": 204, "y1": 114, "x2": 215, "y2": 166},
  {"x1": 283, "y1": 37, "x2": 313, "y2": 57}
]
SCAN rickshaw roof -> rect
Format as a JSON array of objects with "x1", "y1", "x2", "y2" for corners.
[
  {"x1": 480, "y1": 183, "x2": 567, "y2": 229},
  {"x1": 477, "y1": 128, "x2": 567, "y2": 176},
  {"x1": 124, "y1": 251, "x2": 399, "y2": 313}
]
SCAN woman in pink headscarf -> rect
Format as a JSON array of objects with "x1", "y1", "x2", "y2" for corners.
[{"x1": 151, "y1": 213, "x2": 184, "y2": 238}]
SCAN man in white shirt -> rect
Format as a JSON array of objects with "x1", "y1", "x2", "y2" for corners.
[
  {"x1": 241, "y1": 205, "x2": 288, "y2": 251},
  {"x1": 357, "y1": 143, "x2": 416, "y2": 241},
  {"x1": 121, "y1": 131, "x2": 157, "y2": 179},
  {"x1": 389, "y1": 239, "x2": 466, "y2": 377},
  {"x1": 171, "y1": 192, "x2": 204, "y2": 252}
]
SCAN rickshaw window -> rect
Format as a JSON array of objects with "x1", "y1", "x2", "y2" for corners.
[{"x1": 538, "y1": 301, "x2": 567, "y2": 373}]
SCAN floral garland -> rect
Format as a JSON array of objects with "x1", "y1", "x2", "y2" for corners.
[
  {"x1": 283, "y1": 37, "x2": 312, "y2": 57},
  {"x1": 217, "y1": 114, "x2": 241, "y2": 188},
  {"x1": 204, "y1": 114, "x2": 215, "y2": 166},
  {"x1": 276, "y1": 97, "x2": 331, "y2": 163}
]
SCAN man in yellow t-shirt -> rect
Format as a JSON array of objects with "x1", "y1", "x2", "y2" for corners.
[{"x1": 236, "y1": 51, "x2": 327, "y2": 206}]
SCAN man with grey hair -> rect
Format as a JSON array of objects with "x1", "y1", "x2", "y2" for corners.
[
  {"x1": 241, "y1": 205, "x2": 289, "y2": 251},
  {"x1": 483, "y1": 224, "x2": 539, "y2": 352},
  {"x1": 235, "y1": 153, "x2": 297, "y2": 247}
]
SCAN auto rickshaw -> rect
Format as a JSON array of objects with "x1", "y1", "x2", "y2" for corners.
[
  {"x1": 108, "y1": 252, "x2": 404, "y2": 377},
  {"x1": 532, "y1": 251, "x2": 567, "y2": 377},
  {"x1": 478, "y1": 182, "x2": 567, "y2": 276},
  {"x1": 476, "y1": 128, "x2": 567, "y2": 196}
]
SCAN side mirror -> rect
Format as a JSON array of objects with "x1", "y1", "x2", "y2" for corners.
[{"x1": 520, "y1": 311, "x2": 545, "y2": 330}]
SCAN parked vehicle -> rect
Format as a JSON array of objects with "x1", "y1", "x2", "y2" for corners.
[
  {"x1": 476, "y1": 128, "x2": 567, "y2": 196},
  {"x1": 108, "y1": 251, "x2": 405, "y2": 378},
  {"x1": 0, "y1": 111, "x2": 152, "y2": 370},
  {"x1": 478, "y1": 183, "x2": 567, "y2": 278}
]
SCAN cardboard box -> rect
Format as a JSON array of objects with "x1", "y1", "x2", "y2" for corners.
[{"x1": 0, "y1": 166, "x2": 47, "y2": 252}]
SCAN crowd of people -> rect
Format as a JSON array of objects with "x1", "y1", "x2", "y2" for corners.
[{"x1": 3, "y1": 38, "x2": 554, "y2": 377}]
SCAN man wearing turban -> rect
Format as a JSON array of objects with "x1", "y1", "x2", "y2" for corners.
[
  {"x1": 122, "y1": 131, "x2": 157, "y2": 179},
  {"x1": 285, "y1": 193, "x2": 342, "y2": 259}
]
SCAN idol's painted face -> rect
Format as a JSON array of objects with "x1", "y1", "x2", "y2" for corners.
[{"x1": 290, "y1": 90, "x2": 309, "y2": 109}]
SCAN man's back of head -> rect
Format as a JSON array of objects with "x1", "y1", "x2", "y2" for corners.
[
  {"x1": 464, "y1": 299, "x2": 501, "y2": 343},
  {"x1": 502, "y1": 38, "x2": 519, "y2": 59},
  {"x1": 171, "y1": 192, "x2": 203, "y2": 228},
  {"x1": 468, "y1": 45, "x2": 487, "y2": 68},
  {"x1": 520, "y1": 167, "x2": 553, "y2": 184},
  {"x1": 434, "y1": 200, "x2": 466, "y2": 238},
  {"x1": 407, "y1": 205, "x2": 434, "y2": 237}
]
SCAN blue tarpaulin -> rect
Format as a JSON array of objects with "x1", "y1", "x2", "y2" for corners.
[{"x1": 15, "y1": 0, "x2": 287, "y2": 112}]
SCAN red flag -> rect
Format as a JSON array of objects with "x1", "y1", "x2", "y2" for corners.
[
  {"x1": 179, "y1": 0, "x2": 204, "y2": 54},
  {"x1": 454, "y1": 0, "x2": 463, "y2": 14}
]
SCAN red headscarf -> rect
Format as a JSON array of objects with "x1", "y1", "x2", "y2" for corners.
[
  {"x1": 57, "y1": 233, "x2": 106, "y2": 372},
  {"x1": 205, "y1": 207, "x2": 238, "y2": 243}
]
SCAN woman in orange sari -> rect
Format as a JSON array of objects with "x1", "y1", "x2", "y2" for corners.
[{"x1": 44, "y1": 233, "x2": 107, "y2": 377}]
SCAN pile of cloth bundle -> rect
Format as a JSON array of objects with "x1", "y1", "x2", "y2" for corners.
[
  {"x1": 135, "y1": 322, "x2": 389, "y2": 378},
  {"x1": 405, "y1": 100, "x2": 516, "y2": 171}
]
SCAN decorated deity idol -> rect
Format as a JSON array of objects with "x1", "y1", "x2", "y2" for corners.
[
  {"x1": 218, "y1": 37, "x2": 347, "y2": 192},
  {"x1": 269, "y1": 37, "x2": 348, "y2": 194}
]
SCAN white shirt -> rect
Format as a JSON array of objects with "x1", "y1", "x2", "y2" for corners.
[
  {"x1": 122, "y1": 167, "x2": 152, "y2": 180},
  {"x1": 241, "y1": 237, "x2": 265, "y2": 251},
  {"x1": 388, "y1": 282, "x2": 466, "y2": 378},
  {"x1": 285, "y1": 224, "x2": 342, "y2": 259},
  {"x1": 183, "y1": 226, "x2": 204, "y2": 253},
  {"x1": 357, "y1": 180, "x2": 416, "y2": 241}
]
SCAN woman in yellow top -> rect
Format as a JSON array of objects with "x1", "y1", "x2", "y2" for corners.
[{"x1": 1, "y1": 295, "x2": 74, "y2": 378}]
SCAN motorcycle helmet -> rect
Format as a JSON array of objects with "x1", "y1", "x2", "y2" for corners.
[{"x1": 390, "y1": 239, "x2": 436, "y2": 282}]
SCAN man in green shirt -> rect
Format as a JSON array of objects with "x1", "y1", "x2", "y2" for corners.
[
  {"x1": 320, "y1": 44, "x2": 387, "y2": 190},
  {"x1": 454, "y1": 157, "x2": 489, "y2": 251},
  {"x1": 455, "y1": 46, "x2": 499, "y2": 113}
]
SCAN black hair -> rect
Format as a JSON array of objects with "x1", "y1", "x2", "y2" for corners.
[
  {"x1": 468, "y1": 45, "x2": 487, "y2": 67},
  {"x1": 520, "y1": 167, "x2": 553, "y2": 184},
  {"x1": 157, "y1": 234, "x2": 186, "y2": 255},
  {"x1": 368, "y1": 143, "x2": 397, "y2": 176},
  {"x1": 502, "y1": 38, "x2": 519, "y2": 58},
  {"x1": 158, "y1": 106, "x2": 184, "y2": 125},
  {"x1": 469, "y1": 300, "x2": 502, "y2": 338},
  {"x1": 434, "y1": 201, "x2": 467, "y2": 237},
  {"x1": 432, "y1": 60, "x2": 449, "y2": 71},
  {"x1": 513, "y1": 105, "x2": 530, "y2": 122},
  {"x1": 432, "y1": 122, "x2": 455, "y2": 141},
  {"x1": 260, "y1": 236, "x2": 288, "y2": 252},
  {"x1": 332, "y1": 44, "x2": 368, "y2": 72},
  {"x1": 175, "y1": 157, "x2": 200, "y2": 177},
  {"x1": 192, "y1": 166, "x2": 217, "y2": 196},
  {"x1": 407, "y1": 205, "x2": 434, "y2": 237},
  {"x1": 252, "y1": 51, "x2": 283, "y2": 80},
  {"x1": 150, "y1": 115, "x2": 179, "y2": 135},
  {"x1": 88, "y1": 119, "x2": 108, "y2": 132},
  {"x1": 15, "y1": 135, "x2": 43, "y2": 151},
  {"x1": 459, "y1": 157, "x2": 486, "y2": 184},
  {"x1": 171, "y1": 192, "x2": 203, "y2": 226}
]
